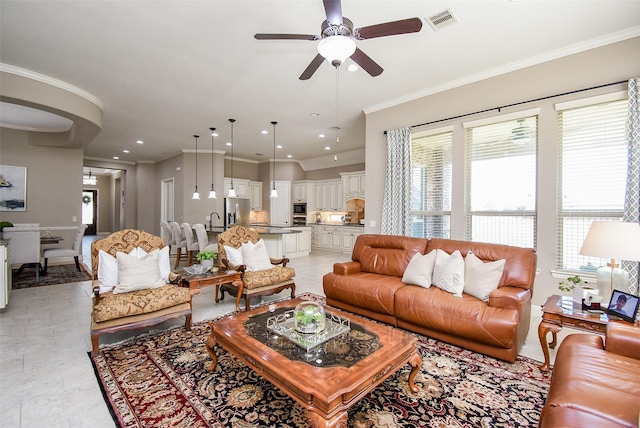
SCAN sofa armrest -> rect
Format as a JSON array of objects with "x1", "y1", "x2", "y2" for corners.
[
  {"x1": 605, "y1": 322, "x2": 640, "y2": 360},
  {"x1": 487, "y1": 286, "x2": 531, "y2": 310},
  {"x1": 333, "y1": 261, "x2": 362, "y2": 275}
]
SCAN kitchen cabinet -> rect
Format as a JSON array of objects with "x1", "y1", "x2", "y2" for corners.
[
  {"x1": 341, "y1": 227, "x2": 362, "y2": 253},
  {"x1": 224, "y1": 178, "x2": 249, "y2": 198},
  {"x1": 248, "y1": 181, "x2": 262, "y2": 210},
  {"x1": 316, "y1": 179, "x2": 342, "y2": 211},
  {"x1": 292, "y1": 181, "x2": 315, "y2": 203},
  {"x1": 261, "y1": 227, "x2": 310, "y2": 259},
  {"x1": 341, "y1": 171, "x2": 365, "y2": 204},
  {"x1": 269, "y1": 181, "x2": 291, "y2": 226}
]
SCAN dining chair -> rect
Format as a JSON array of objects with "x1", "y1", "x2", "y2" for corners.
[
  {"x1": 192, "y1": 223, "x2": 217, "y2": 254},
  {"x1": 160, "y1": 221, "x2": 175, "y2": 254},
  {"x1": 42, "y1": 224, "x2": 88, "y2": 274},
  {"x1": 171, "y1": 221, "x2": 187, "y2": 269},
  {"x1": 180, "y1": 223, "x2": 199, "y2": 267}
]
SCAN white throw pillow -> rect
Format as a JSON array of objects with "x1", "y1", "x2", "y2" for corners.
[
  {"x1": 464, "y1": 251, "x2": 506, "y2": 302},
  {"x1": 119, "y1": 246, "x2": 171, "y2": 283},
  {"x1": 402, "y1": 250, "x2": 437, "y2": 288},
  {"x1": 98, "y1": 250, "x2": 118, "y2": 294},
  {"x1": 224, "y1": 244, "x2": 244, "y2": 266},
  {"x1": 113, "y1": 249, "x2": 165, "y2": 294},
  {"x1": 241, "y1": 239, "x2": 273, "y2": 272},
  {"x1": 432, "y1": 249, "x2": 465, "y2": 297}
]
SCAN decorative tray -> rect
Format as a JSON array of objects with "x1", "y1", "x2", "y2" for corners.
[{"x1": 266, "y1": 309, "x2": 350, "y2": 351}]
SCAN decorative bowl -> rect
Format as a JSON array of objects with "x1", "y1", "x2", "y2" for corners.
[
  {"x1": 294, "y1": 301, "x2": 326, "y2": 334},
  {"x1": 183, "y1": 264, "x2": 211, "y2": 275}
]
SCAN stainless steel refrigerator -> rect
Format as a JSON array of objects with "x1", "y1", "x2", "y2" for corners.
[{"x1": 224, "y1": 198, "x2": 250, "y2": 228}]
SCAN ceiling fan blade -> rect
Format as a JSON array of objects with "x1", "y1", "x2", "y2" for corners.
[
  {"x1": 350, "y1": 48, "x2": 383, "y2": 77},
  {"x1": 355, "y1": 17, "x2": 423, "y2": 39},
  {"x1": 299, "y1": 54, "x2": 325, "y2": 80},
  {"x1": 254, "y1": 33, "x2": 318, "y2": 41},
  {"x1": 323, "y1": 0, "x2": 343, "y2": 25}
]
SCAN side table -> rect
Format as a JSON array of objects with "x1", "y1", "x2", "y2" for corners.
[
  {"x1": 181, "y1": 268, "x2": 243, "y2": 304},
  {"x1": 538, "y1": 294, "x2": 633, "y2": 371}
]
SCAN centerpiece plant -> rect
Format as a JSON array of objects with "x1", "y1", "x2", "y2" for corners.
[
  {"x1": 196, "y1": 250, "x2": 217, "y2": 268},
  {"x1": 294, "y1": 301, "x2": 326, "y2": 334}
]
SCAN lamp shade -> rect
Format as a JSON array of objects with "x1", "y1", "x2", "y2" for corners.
[
  {"x1": 317, "y1": 36, "x2": 356, "y2": 65},
  {"x1": 579, "y1": 221, "x2": 640, "y2": 261}
]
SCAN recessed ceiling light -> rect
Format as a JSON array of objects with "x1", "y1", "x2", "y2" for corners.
[
  {"x1": 311, "y1": 113, "x2": 320, "y2": 117},
  {"x1": 319, "y1": 134, "x2": 325, "y2": 138},
  {"x1": 347, "y1": 64, "x2": 359, "y2": 72},
  {"x1": 261, "y1": 130, "x2": 268, "y2": 134},
  {"x1": 277, "y1": 144, "x2": 282, "y2": 149},
  {"x1": 113, "y1": 156, "x2": 119, "y2": 160},
  {"x1": 325, "y1": 146, "x2": 330, "y2": 150},
  {"x1": 226, "y1": 142, "x2": 232, "y2": 146},
  {"x1": 122, "y1": 149, "x2": 130, "y2": 153},
  {"x1": 287, "y1": 154, "x2": 292, "y2": 158},
  {"x1": 136, "y1": 140, "x2": 144, "y2": 144},
  {"x1": 211, "y1": 131, "x2": 218, "y2": 137}
]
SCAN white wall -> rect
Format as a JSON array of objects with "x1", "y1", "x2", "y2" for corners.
[{"x1": 364, "y1": 37, "x2": 640, "y2": 305}]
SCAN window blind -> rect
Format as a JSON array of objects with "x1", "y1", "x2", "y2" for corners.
[
  {"x1": 556, "y1": 97, "x2": 628, "y2": 271},
  {"x1": 465, "y1": 115, "x2": 538, "y2": 247},
  {"x1": 410, "y1": 130, "x2": 452, "y2": 238}
]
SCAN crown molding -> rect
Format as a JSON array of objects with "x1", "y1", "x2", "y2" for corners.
[
  {"x1": 364, "y1": 27, "x2": 640, "y2": 115},
  {"x1": 1, "y1": 63, "x2": 105, "y2": 111}
]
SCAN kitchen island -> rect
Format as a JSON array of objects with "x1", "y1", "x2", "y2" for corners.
[{"x1": 205, "y1": 225, "x2": 310, "y2": 259}]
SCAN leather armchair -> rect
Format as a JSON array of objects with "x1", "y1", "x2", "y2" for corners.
[{"x1": 540, "y1": 322, "x2": 640, "y2": 427}]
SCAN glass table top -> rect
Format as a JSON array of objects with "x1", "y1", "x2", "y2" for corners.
[{"x1": 244, "y1": 307, "x2": 381, "y2": 368}]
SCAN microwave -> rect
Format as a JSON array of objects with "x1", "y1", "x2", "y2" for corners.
[{"x1": 293, "y1": 203, "x2": 307, "y2": 215}]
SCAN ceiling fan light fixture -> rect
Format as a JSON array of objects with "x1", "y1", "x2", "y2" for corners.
[{"x1": 317, "y1": 36, "x2": 356, "y2": 66}]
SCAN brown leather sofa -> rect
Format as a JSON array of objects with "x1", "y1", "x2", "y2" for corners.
[
  {"x1": 539, "y1": 322, "x2": 640, "y2": 427},
  {"x1": 322, "y1": 235, "x2": 537, "y2": 363}
]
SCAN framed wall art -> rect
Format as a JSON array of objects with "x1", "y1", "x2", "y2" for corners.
[{"x1": 0, "y1": 165, "x2": 27, "y2": 211}]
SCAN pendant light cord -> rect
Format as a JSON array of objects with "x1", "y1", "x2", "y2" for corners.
[
  {"x1": 229, "y1": 119, "x2": 235, "y2": 187},
  {"x1": 272, "y1": 121, "x2": 277, "y2": 189},
  {"x1": 194, "y1": 134, "x2": 199, "y2": 190}
]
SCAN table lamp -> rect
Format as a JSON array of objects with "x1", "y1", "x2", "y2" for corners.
[{"x1": 579, "y1": 221, "x2": 640, "y2": 303}]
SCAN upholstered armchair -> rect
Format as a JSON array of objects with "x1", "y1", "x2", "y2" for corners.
[
  {"x1": 89, "y1": 229, "x2": 198, "y2": 356},
  {"x1": 217, "y1": 225, "x2": 295, "y2": 311}
]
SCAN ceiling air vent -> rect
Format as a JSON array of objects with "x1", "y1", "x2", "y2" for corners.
[{"x1": 426, "y1": 9, "x2": 457, "y2": 32}]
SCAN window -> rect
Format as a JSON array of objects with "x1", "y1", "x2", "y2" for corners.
[
  {"x1": 556, "y1": 95, "x2": 628, "y2": 272},
  {"x1": 410, "y1": 129, "x2": 452, "y2": 238},
  {"x1": 464, "y1": 112, "x2": 538, "y2": 247}
]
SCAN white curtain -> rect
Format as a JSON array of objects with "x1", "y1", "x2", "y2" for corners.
[
  {"x1": 381, "y1": 127, "x2": 412, "y2": 235},
  {"x1": 622, "y1": 77, "x2": 640, "y2": 297}
]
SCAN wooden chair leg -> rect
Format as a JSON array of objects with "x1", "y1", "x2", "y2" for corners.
[
  {"x1": 91, "y1": 333, "x2": 100, "y2": 357},
  {"x1": 74, "y1": 256, "x2": 80, "y2": 271},
  {"x1": 42, "y1": 258, "x2": 49, "y2": 275},
  {"x1": 174, "y1": 248, "x2": 182, "y2": 269}
]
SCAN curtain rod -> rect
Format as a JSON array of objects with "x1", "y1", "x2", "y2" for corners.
[{"x1": 383, "y1": 79, "x2": 628, "y2": 135}]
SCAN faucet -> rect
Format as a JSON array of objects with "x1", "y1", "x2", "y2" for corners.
[{"x1": 209, "y1": 212, "x2": 220, "y2": 230}]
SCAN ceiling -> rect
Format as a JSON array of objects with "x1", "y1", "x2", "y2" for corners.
[{"x1": 1, "y1": 1, "x2": 639, "y2": 169}]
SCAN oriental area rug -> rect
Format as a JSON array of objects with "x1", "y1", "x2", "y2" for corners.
[
  {"x1": 12, "y1": 263, "x2": 91, "y2": 289},
  {"x1": 90, "y1": 294, "x2": 551, "y2": 428}
]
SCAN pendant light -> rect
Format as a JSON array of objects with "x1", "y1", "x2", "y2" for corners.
[
  {"x1": 192, "y1": 134, "x2": 200, "y2": 199},
  {"x1": 208, "y1": 127, "x2": 217, "y2": 199},
  {"x1": 270, "y1": 121, "x2": 278, "y2": 198},
  {"x1": 227, "y1": 119, "x2": 237, "y2": 198}
]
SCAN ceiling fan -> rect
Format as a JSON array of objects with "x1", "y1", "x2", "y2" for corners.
[{"x1": 254, "y1": 0, "x2": 423, "y2": 80}]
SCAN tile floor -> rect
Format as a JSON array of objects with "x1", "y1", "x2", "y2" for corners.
[{"x1": 0, "y1": 238, "x2": 572, "y2": 427}]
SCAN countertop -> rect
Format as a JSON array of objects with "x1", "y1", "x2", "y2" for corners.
[
  {"x1": 309, "y1": 223, "x2": 364, "y2": 227},
  {"x1": 204, "y1": 226, "x2": 301, "y2": 235}
]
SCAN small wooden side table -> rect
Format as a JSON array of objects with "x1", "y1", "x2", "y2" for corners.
[
  {"x1": 537, "y1": 294, "x2": 639, "y2": 371},
  {"x1": 180, "y1": 268, "x2": 243, "y2": 304}
]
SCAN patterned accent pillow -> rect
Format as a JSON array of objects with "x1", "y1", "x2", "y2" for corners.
[
  {"x1": 432, "y1": 249, "x2": 465, "y2": 297},
  {"x1": 243, "y1": 266, "x2": 295, "y2": 290},
  {"x1": 92, "y1": 284, "x2": 190, "y2": 323}
]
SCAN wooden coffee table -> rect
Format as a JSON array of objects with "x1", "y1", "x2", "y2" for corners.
[
  {"x1": 205, "y1": 298, "x2": 421, "y2": 428},
  {"x1": 180, "y1": 268, "x2": 242, "y2": 303}
]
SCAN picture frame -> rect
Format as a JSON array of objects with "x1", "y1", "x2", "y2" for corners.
[
  {"x1": 606, "y1": 290, "x2": 640, "y2": 323},
  {"x1": 0, "y1": 165, "x2": 27, "y2": 211}
]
